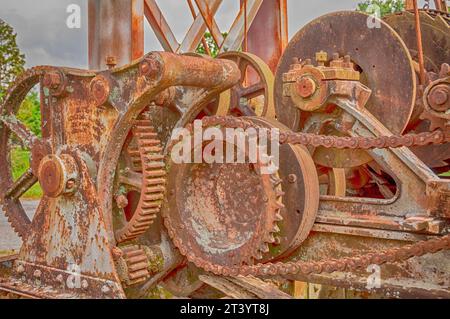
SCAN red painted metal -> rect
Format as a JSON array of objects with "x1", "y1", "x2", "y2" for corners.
[
  {"x1": 88, "y1": 0, "x2": 144, "y2": 70},
  {"x1": 243, "y1": 0, "x2": 288, "y2": 72}
]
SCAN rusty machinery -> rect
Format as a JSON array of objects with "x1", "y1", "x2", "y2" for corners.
[{"x1": 0, "y1": 3, "x2": 449, "y2": 299}]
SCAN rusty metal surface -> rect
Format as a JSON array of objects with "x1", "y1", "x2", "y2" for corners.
[
  {"x1": 274, "y1": 11, "x2": 417, "y2": 135},
  {"x1": 384, "y1": 10, "x2": 449, "y2": 73},
  {"x1": 168, "y1": 116, "x2": 450, "y2": 280},
  {"x1": 88, "y1": 0, "x2": 144, "y2": 69},
  {"x1": 163, "y1": 127, "x2": 284, "y2": 266},
  {"x1": 244, "y1": 0, "x2": 288, "y2": 72},
  {"x1": 0, "y1": 51, "x2": 241, "y2": 298},
  {"x1": 1, "y1": 3, "x2": 450, "y2": 299}
]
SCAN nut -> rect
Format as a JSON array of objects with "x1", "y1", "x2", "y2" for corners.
[
  {"x1": 105, "y1": 56, "x2": 117, "y2": 69},
  {"x1": 429, "y1": 85, "x2": 449, "y2": 112}
]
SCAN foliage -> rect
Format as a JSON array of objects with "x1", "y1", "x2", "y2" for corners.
[
  {"x1": 0, "y1": 19, "x2": 25, "y2": 98},
  {"x1": 196, "y1": 32, "x2": 228, "y2": 57},
  {"x1": 357, "y1": 0, "x2": 404, "y2": 17},
  {"x1": 17, "y1": 92, "x2": 42, "y2": 137},
  {"x1": 11, "y1": 148, "x2": 42, "y2": 198}
]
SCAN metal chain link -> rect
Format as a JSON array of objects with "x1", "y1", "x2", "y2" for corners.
[
  {"x1": 197, "y1": 116, "x2": 449, "y2": 150},
  {"x1": 166, "y1": 115, "x2": 450, "y2": 277}
]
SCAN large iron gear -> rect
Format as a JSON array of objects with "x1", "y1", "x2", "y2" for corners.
[
  {"x1": 162, "y1": 125, "x2": 285, "y2": 268},
  {"x1": 113, "y1": 115, "x2": 167, "y2": 243}
]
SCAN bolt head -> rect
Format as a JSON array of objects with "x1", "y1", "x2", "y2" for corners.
[
  {"x1": 288, "y1": 174, "x2": 297, "y2": 183},
  {"x1": 315, "y1": 51, "x2": 328, "y2": 64},
  {"x1": 43, "y1": 72, "x2": 62, "y2": 90},
  {"x1": 105, "y1": 56, "x2": 117, "y2": 69},
  {"x1": 66, "y1": 179, "x2": 76, "y2": 190},
  {"x1": 33, "y1": 270, "x2": 42, "y2": 278},
  {"x1": 140, "y1": 55, "x2": 162, "y2": 80},
  {"x1": 429, "y1": 86, "x2": 448, "y2": 111},
  {"x1": 90, "y1": 76, "x2": 110, "y2": 107}
]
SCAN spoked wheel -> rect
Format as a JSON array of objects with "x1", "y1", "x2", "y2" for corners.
[
  {"x1": 0, "y1": 67, "x2": 53, "y2": 239},
  {"x1": 202, "y1": 52, "x2": 275, "y2": 118}
]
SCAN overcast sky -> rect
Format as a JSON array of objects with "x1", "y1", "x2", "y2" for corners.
[{"x1": 0, "y1": 0, "x2": 404, "y2": 68}]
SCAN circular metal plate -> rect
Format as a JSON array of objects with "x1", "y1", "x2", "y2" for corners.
[
  {"x1": 384, "y1": 11, "x2": 450, "y2": 73},
  {"x1": 274, "y1": 11, "x2": 417, "y2": 135}
]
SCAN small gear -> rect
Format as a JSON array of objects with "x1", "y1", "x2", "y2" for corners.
[{"x1": 115, "y1": 245, "x2": 150, "y2": 287}]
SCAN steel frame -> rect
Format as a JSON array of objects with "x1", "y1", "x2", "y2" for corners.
[{"x1": 88, "y1": 0, "x2": 288, "y2": 71}]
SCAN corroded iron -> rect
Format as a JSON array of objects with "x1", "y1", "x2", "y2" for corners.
[{"x1": 0, "y1": 5, "x2": 449, "y2": 299}]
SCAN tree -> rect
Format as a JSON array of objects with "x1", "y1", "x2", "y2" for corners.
[
  {"x1": 0, "y1": 19, "x2": 25, "y2": 99},
  {"x1": 196, "y1": 32, "x2": 228, "y2": 57},
  {"x1": 357, "y1": 0, "x2": 404, "y2": 17}
]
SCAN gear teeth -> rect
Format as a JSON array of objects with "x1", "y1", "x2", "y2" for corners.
[
  {"x1": 267, "y1": 233, "x2": 277, "y2": 244},
  {"x1": 260, "y1": 243, "x2": 270, "y2": 254},
  {"x1": 274, "y1": 212, "x2": 283, "y2": 222},
  {"x1": 274, "y1": 236, "x2": 281, "y2": 245},
  {"x1": 276, "y1": 190, "x2": 285, "y2": 197},
  {"x1": 254, "y1": 251, "x2": 264, "y2": 260},
  {"x1": 275, "y1": 202, "x2": 285, "y2": 210},
  {"x1": 119, "y1": 245, "x2": 151, "y2": 286},
  {"x1": 272, "y1": 224, "x2": 281, "y2": 233},
  {"x1": 116, "y1": 118, "x2": 166, "y2": 244}
]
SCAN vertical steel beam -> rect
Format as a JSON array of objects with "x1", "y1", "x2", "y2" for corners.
[
  {"x1": 88, "y1": 0, "x2": 144, "y2": 70},
  {"x1": 243, "y1": 0, "x2": 288, "y2": 72}
]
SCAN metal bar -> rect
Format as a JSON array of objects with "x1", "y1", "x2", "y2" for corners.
[
  {"x1": 413, "y1": 0, "x2": 426, "y2": 85},
  {"x1": 131, "y1": 0, "x2": 145, "y2": 61},
  {"x1": 187, "y1": 0, "x2": 212, "y2": 56},
  {"x1": 433, "y1": 0, "x2": 447, "y2": 10},
  {"x1": 143, "y1": 0, "x2": 179, "y2": 53},
  {"x1": 88, "y1": 0, "x2": 145, "y2": 69},
  {"x1": 244, "y1": 0, "x2": 288, "y2": 72},
  {"x1": 220, "y1": 0, "x2": 263, "y2": 53},
  {"x1": 178, "y1": 0, "x2": 223, "y2": 53},
  {"x1": 194, "y1": 0, "x2": 224, "y2": 46}
]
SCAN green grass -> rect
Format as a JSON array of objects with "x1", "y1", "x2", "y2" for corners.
[{"x1": 11, "y1": 148, "x2": 42, "y2": 199}]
